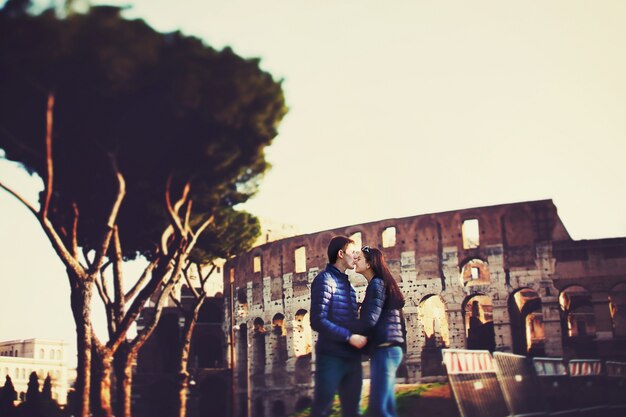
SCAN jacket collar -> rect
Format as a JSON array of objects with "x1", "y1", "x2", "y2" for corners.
[{"x1": 326, "y1": 263, "x2": 348, "y2": 279}]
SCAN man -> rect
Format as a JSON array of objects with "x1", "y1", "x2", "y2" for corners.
[{"x1": 310, "y1": 235, "x2": 367, "y2": 417}]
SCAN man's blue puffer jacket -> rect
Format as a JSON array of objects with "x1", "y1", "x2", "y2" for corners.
[
  {"x1": 310, "y1": 264, "x2": 360, "y2": 358},
  {"x1": 355, "y1": 276, "x2": 404, "y2": 350}
]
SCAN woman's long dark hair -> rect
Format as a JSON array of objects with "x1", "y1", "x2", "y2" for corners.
[{"x1": 362, "y1": 246, "x2": 404, "y2": 308}]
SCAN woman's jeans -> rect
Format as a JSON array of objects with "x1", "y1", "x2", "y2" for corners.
[
  {"x1": 368, "y1": 346, "x2": 403, "y2": 417},
  {"x1": 311, "y1": 353, "x2": 363, "y2": 417}
]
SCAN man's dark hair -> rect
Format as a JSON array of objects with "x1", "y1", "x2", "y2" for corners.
[{"x1": 327, "y1": 235, "x2": 354, "y2": 264}]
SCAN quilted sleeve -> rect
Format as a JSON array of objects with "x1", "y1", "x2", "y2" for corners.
[
  {"x1": 358, "y1": 277, "x2": 386, "y2": 330},
  {"x1": 310, "y1": 273, "x2": 351, "y2": 342}
]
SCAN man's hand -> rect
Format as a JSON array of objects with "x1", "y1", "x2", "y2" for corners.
[{"x1": 348, "y1": 334, "x2": 367, "y2": 349}]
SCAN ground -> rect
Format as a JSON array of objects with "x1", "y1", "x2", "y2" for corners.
[
  {"x1": 395, "y1": 383, "x2": 459, "y2": 417},
  {"x1": 290, "y1": 382, "x2": 460, "y2": 417}
]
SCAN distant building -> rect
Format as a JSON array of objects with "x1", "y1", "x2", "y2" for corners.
[
  {"x1": 0, "y1": 339, "x2": 72, "y2": 405},
  {"x1": 134, "y1": 263, "x2": 228, "y2": 417}
]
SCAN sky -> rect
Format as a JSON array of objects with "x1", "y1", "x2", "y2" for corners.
[{"x1": 1, "y1": 0, "x2": 626, "y2": 359}]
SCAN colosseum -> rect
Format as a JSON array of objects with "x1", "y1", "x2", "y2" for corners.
[{"x1": 222, "y1": 199, "x2": 626, "y2": 417}]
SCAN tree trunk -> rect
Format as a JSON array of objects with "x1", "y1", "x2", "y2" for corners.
[
  {"x1": 99, "y1": 354, "x2": 114, "y2": 417},
  {"x1": 90, "y1": 346, "x2": 114, "y2": 417},
  {"x1": 114, "y1": 344, "x2": 134, "y2": 417},
  {"x1": 70, "y1": 279, "x2": 93, "y2": 417},
  {"x1": 177, "y1": 314, "x2": 198, "y2": 417},
  {"x1": 178, "y1": 373, "x2": 190, "y2": 417}
]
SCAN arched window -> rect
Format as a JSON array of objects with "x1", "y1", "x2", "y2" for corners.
[
  {"x1": 461, "y1": 258, "x2": 490, "y2": 286},
  {"x1": 293, "y1": 309, "x2": 312, "y2": 357},
  {"x1": 382, "y1": 227, "x2": 396, "y2": 248},
  {"x1": 462, "y1": 219, "x2": 480, "y2": 249},
  {"x1": 294, "y1": 246, "x2": 306, "y2": 273},
  {"x1": 418, "y1": 295, "x2": 450, "y2": 347},
  {"x1": 349, "y1": 232, "x2": 362, "y2": 249},
  {"x1": 560, "y1": 286, "x2": 596, "y2": 338},
  {"x1": 464, "y1": 294, "x2": 496, "y2": 351},
  {"x1": 252, "y1": 318, "x2": 266, "y2": 387},
  {"x1": 508, "y1": 288, "x2": 545, "y2": 356}
]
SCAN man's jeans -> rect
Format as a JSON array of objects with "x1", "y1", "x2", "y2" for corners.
[
  {"x1": 311, "y1": 353, "x2": 363, "y2": 417},
  {"x1": 368, "y1": 346, "x2": 403, "y2": 417}
]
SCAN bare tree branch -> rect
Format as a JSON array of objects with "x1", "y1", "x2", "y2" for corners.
[
  {"x1": 99, "y1": 261, "x2": 113, "y2": 305},
  {"x1": 89, "y1": 154, "x2": 126, "y2": 275},
  {"x1": 124, "y1": 260, "x2": 157, "y2": 303},
  {"x1": 0, "y1": 182, "x2": 38, "y2": 216},
  {"x1": 112, "y1": 226, "x2": 125, "y2": 325},
  {"x1": 71, "y1": 202, "x2": 79, "y2": 258},
  {"x1": 42, "y1": 93, "x2": 54, "y2": 219},
  {"x1": 189, "y1": 213, "x2": 214, "y2": 244},
  {"x1": 128, "y1": 267, "x2": 181, "y2": 354},
  {"x1": 109, "y1": 252, "x2": 178, "y2": 352},
  {"x1": 169, "y1": 292, "x2": 184, "y2": 310},
  {"x1": 183, "y1": 200, "x2": 192, "y2": 235},
  {"x1": 95, "y1": 270, "x2": 111, "y2": 306},
  {"x1": 160, "y1": 225, "x2": 175, "y2": 256},
  {"x1": 199, "y1": 263, "x2": 218, "y2": 297},
  {"x1": 40, "y1": 217, "x2": 86, "y2": 279},
  {"x1": 164, "y1": 174, "x2": 190, "y2": 236}
]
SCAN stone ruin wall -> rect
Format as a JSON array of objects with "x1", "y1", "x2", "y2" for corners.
[{"x1": 223, "y1": 199, "x2": 626, "y2": 417}]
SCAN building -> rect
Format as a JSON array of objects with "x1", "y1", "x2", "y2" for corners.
[
  {"x1": 133, "y1": 263, "x2": 229, "y2": 417},
  {"x1": 223, "y1": 199, "x2": 626, "y2": 417},
  {"x1": 0, "y1": 338, "x2": 71, "y2": 405}
]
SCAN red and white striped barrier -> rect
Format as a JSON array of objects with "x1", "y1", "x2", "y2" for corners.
[
  {"x1": 568, "y1": 359, "x2": 602, "y2": 377},
  {"x1": 442, "y1": 349, "x2": 495, "y2": 374}
]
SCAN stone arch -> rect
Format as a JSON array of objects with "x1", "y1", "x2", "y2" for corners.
[
  {"x1": 418, "y1": 295, "x2": 450, "y2": 347},
  {"x1": 293, "y1": 309, "x2": 312, "y2": 357},
  {"x1": 462, "y1": 294, "x2": 495, "y2": 351},
  {"x1": 272, "y1": 400, "x2": 286, "y2": 417},
  {"x1": 271, "y1": 313, "x2": 288, "y2": 386},
  {"x1": 460, "y1": 257, "x2": 490, "y2": 287},
  {"x1": 559, "y1": 285, "x2": 598, "y2": 357},
  {"x1": 609, "y1": 282, "x2": 626, "y2": 337},
  {"x1": 252, "y1": 318, "x2": 266, "y2": 387},
  {"x1": 559, "y1": 285, "x2": 595, "y2": 338},
  {"x1": 508, "y1": 288, "x2": 545, "y2": 356},
  {"x1": 417, "y1": 295, "x2": 449, "y2": 376},
  {"x1": 346, "y1": 230, "x2": 362, "y2": 249},
  {"x1": 237, "y1": 323, "x2": 249, "y2": 391},
  {"x1": 293, "y1": 309, "x2": 312, "y2": 383}
]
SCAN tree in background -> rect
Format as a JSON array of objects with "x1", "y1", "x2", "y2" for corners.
[
  {"x1": 0, "y1": 3, "x2": 287, "y2": 417},
  {"x1": 0, "y1": 375, "x2": 17, "y2": 417}
]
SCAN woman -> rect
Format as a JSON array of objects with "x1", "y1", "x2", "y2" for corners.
[{"x1": 354, "y1": 246, "x2": 405, "y2": 417}]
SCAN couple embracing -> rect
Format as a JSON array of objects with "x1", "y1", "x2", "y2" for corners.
[{"x1": 310, "y1": 235, "x2": 405, "y2": 417}]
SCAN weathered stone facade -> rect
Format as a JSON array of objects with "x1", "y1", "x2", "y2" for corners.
[{"x1": 223, "y1": 199, "x2": 626, "y2": 417}]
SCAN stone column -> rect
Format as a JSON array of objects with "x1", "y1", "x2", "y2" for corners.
[
  {"x1": 541, "y1": 294, "x2": 564, "y2": 357},
  {"x1": 592, "y1": 291, "x2": 613, "y2": 340}
]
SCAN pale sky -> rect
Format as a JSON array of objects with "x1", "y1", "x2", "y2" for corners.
[{"x1": 1, "y1": 0, "x2": 626, "y2": 358}]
